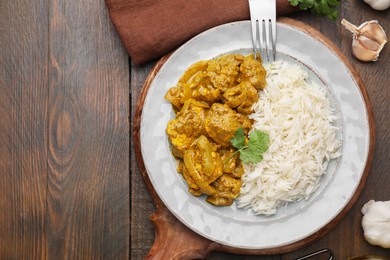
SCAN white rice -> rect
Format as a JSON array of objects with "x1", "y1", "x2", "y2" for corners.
[{"x1": 237, "y1": 60, "x2": 341, "y2": 216}]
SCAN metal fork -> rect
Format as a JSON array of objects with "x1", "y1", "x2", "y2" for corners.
[
  {"x1": 295, "y1": 248, "x2": 334, "y2": 260},
  {"x1": 248, "y1": 0, "x2": 277, "y2": 61}
]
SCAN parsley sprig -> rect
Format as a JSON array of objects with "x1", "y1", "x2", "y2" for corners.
[
  {"x1": 230, "y1": 128, "x2": 269, "y2": 164},
  {"x1": 289, "y1": 0, "x2": 340, "y2": 20}
]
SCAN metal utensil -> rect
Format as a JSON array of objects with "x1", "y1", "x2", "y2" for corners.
[
  {"x1": 248, "y1": 0, "x2": 277, "y2": 61},
  {"x1": 295, "y1": 248, "x2": 334, "y2": 260}
]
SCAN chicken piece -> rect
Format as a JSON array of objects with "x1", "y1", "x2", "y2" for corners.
[
  {"x1": 223, "y1": 81, "x2": 259, "y2": 115},
  {"x1": 178, "y1": 161, "x2": 203, "y2": 196},
  {"x1": 189, "y1": 71, "x2": 222, "y2": 104},
  {"x1": 165, "y1": 86, "x2": 182, "y2": 110},
  {"x1": 206, "y1": 196, "x2": 233, "y2": 206},
  {"x1": 207, "y1": 54, "x2": 244, "y2": 92},
  {"x1": 206, "y1": 174, "x2": 242, "y2": 206},
  {"x1": 166, "y1": 99, "x2": 208, "y2": 158},
  {"x1": 182, "y1": 135, "x2": 224, "y2": 195},
  {"x1": 204, "y1": 103, "x2": 252, "y2": 147},
  {"x1": 165, "y1": 61, "x2": 206, "y2": 110},
  {"x1": 239, "y1": 55, "x2": 267, "y2": 90},
  {"x1": 177, "y1": 60, "x2": 209, "y2": 85},
  {"x1": 219, "y1": 147, "x2": 245, "y2": 178},
  {"x1": 165, "y1": 60, "x2": 220, "y2": 109}
]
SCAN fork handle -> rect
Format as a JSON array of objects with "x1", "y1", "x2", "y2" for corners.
[{"x1": 245, "y1": 0, "x2": 300, "y2": 16}]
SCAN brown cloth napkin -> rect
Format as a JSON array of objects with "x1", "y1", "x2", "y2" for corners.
[{"x1": 105, "y1": 0, "x2": 299, "y2": 65}]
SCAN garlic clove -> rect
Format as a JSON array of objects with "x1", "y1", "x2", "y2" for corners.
[
  {"x1": 364, "y1": 0, "x2": 390, "y2": 11},
  {"x1": 352, "y1": 38, "x2": 380, "y2": 61},
  {"x1": 341, "y1": 18, "x2": 388, "y2": 62},
  {"x1": 357, "y1": 35, "x2": 381, "y2": 51},
  {"x1": 359, "y1": 20, "x2": 388, "y2": 47},
  {"x1": 361, "y1": 200, "x2": 375, "y2": 215},
  {"x1": 361, "y1": 200, "x2": 390, "y2": 248}
]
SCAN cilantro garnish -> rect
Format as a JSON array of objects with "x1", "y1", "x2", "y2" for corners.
[
  {"x1": 230, "y1": 128, "x2": 269, "y2": 164},
  {"x1": 289, "y1": 0, "x2": 340, "y2": 21}
]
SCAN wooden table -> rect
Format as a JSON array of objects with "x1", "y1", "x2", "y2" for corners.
[{"x1": 1, "y1": 1, "x2": 389, "y2": 259}]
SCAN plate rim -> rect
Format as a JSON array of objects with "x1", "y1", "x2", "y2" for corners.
[{"x1": 133, "y1": 17, "x2": 375, "y2": 254}]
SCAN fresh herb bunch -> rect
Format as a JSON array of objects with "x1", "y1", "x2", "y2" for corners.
[
  {"x1": 230, "y1": 128, "x2": 269, "y2": 164},
  {"x1": 289, "y1": 0, "x2": 341, "y2": 20}
]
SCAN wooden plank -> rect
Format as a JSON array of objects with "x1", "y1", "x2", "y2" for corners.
[
  {"x1": 44, "y1": 0, "x2": 130, "y2": 259},
  {"x1": 1, "y1": 0, "x2": 130, "y2": 258},
  {"x1": 0, "y1": 1, "x2": 49, "y2": 259},
  {"x1": 130, "y1": 61, "x2": 157, "y2": 260}
]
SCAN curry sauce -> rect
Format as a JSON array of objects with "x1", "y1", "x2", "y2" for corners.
[{"x1": 165, "y1": 54, "x2": 266, "y2": 206}]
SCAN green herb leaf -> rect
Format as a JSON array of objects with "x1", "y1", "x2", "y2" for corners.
[
  {"x1": 247, "y1": 130, "x2": 270, "y2": 155},
  {"x1": 289, "y1": 0, "x2": 300, "y2": 6},
  {"x1": 239, "y1": 146, "x2": 263, "y2": 164},
  {"x1": 288, "y1": 0, "x2": 340, "y2": 20},
  {"x1": 231, "y1": 128, "x2": 246, "y2": 149},
  {"x1": 230, "y1": 128, "x2": 269, "y2": 164}
]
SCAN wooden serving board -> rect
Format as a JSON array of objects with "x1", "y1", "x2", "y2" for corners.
[{"x1": 132, "y1": 18, "x2": 376, "y2": 260}]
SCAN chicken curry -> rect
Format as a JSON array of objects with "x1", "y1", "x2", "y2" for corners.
[{"x1": 165, "y1": 54, "x2": 266, "y2": 206}]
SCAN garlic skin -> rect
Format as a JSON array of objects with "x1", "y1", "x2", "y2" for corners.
[
  {"x1": 364, "y1": 0, "x2": 390, "y2": 11},
  {"x1": 361, "y1": 200, "x2": 390, "y2": 248},
  {"x1": 341, "y1": 19, "x2": 388, "y2": 62}
]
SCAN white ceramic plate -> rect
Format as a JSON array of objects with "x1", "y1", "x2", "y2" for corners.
[{"x1": 139, "y1": 20, "x2": 373, "y2": 250}]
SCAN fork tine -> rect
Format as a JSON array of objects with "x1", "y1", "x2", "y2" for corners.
[
  {"x1": 271, "y1": 20, "x2": 277, "y2": 60},
  {"x1": 270, "y1": 0, "x2": 277, "y2": 61},
  {"x1": 257, "y1": 20, "x2": 262, "y2": 60},
  {"x1": 265, "y1": 19, "x2": 276, "y2": 61},
  {"x1": 255, "y1": 21, "x2": 261, "y2": 60},
  {"x1": 264, "y1": 19, "x2": 271, "y2": 61},
  {"x1": 248, "y1": 0, "x2": 277, "y2": 61}
]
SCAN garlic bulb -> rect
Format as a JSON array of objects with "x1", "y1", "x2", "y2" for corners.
[
  {"x1": 361, "y1": 200, "x2": 390, "y2": 248},
  {"x1": 364, "y1": 0, "x2": 390, "y2": 11},
  {"x1": 341, "y1": 19, "x2": 388, "y2": 62}
]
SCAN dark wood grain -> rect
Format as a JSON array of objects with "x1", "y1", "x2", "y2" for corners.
[
  {"x1": 0, "y1": 1, "x2": 49, "y2": 258},
  {"x1": 1, "y1": 0, "x2": 389, "y2": 259},
  {"x1": 0, "y1": 0, "x2": 130, "y2": 259},
  {"x1": 130, "y1": 60, "x2": 157, "y2": 259}
]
